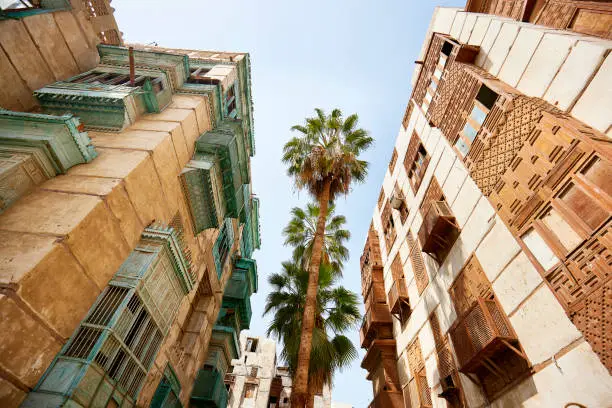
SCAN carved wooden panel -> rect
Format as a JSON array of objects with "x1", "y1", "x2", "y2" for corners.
[
  {"x1": 420, "y1": 177, "x2": 444, "y2": 216},
  {"x1": 408, "y1": 231, "x2": 429, "y2": 295},
  {"x1": 534, "y1": 0, "x2": 612, "y2": 39},
  {"x1": 405, "y1": 132, "x2": 431, "y2": 193},
  {"x1": 488, "y1": 111, "x2": 610, "y2": 234},
  {"x1": 413, "y1": 35, "x2": 446, "y2": 107},
  {"x1": 472, "y1": 96, "x2": 557, "y2": 196},
  {"x1": 436, "y1": 64, "x2": 481, "y2": 144},
  {"x1": 449, "y1": 255, "x2": 493, "y2": 318},
  {"x1": 378, "y1": 189, "x2": 385, "y2": 209},
  {"x1": 389, "y1": 148, "x2": 398, "y2": 172}
]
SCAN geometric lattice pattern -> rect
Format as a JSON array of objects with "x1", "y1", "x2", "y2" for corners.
[
  {"x1": 408, "y1": 230, "x2": 429, "y2": 295},
  {"x1": 547, "y1": 221, "x2": 612, "y2": 374},
  {"x1": 571, "y1": 279, "x2": 612, "y2": 374},
  {"x1": 472, "y1": 96, "x2": 557, "y2": 196},
  {"x1": 534, "y1": 1, "x2": 612, "y2": 39}
]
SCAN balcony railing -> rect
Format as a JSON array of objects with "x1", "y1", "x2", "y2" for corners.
[
  {"x1": 360, "y1": 302, "x2": 393, "y2": 348},
  {"x1": 368, "y1": 389, "x2": 404, "y2": 408},
  {"x1": 418, "y1": 201, "x2": 460, "y2": 263},
  {"x1": 387, "y1": 278, "x2": 410, "y2": 316},
  {"x1": 450, "y1": 298, "x2": 523, "y2": 373},
  {"x1": 190, "y1": 368, "x2": 229, "y2": 408}
]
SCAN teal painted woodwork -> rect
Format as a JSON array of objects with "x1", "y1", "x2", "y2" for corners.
[
  {"x1": 190, "y1": 368, "x2": 228, "y2": 408},
  {"x1": 0, "y1": 0, "x2": 71, "y2": 19},
  {"x1": 21, "y1": 224, "x2": 193, "y2": 408},
  {"x1": 34, "y1": 77, "x2": 166, "y2": 131},
  {"x1": 234, "y1": 257, "x2": 258, "y2": 295},
  {"x1": 213, "y1": 218, "x2": 234, "y2": 278},
  {"x1": 150, "y1": 365, "x2": 182, "y2": 408},
  {"x1": 179, "y1": 153, "x2": 226, "y2": 234},
  {"x1": 98, "y1": 45, "x2": 190, "y2": 90},
  {"x1": 0, "y1": 109, "x2": 96, "y2": 172},
  {"x1": 251, "y1": 197, "x2": 261, "y2": 250},
  {"x1": 195, "y1": 120, "x2": 249, "y2": 218}
]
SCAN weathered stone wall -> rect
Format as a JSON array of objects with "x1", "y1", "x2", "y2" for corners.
[
  {"x1": 0, "y1": 94, "x2": 230, "y2": 407},
  {"x1": 0, "y1": 1, "x2": 120, "y2": 112}
]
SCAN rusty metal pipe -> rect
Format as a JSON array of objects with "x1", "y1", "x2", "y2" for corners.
[{"x1": 129, "y1": 46, "x2": 135, "y2": 86}]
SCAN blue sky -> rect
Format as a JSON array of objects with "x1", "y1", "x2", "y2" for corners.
[{"x1": 115, "y1": 1, "x2": 464, "y2": 406}]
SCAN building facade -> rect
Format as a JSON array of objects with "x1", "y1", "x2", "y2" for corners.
[
  {"x1": 0, "y1": 2, "x2": 260, "y2": 408},
  {"x1": 226, "y1": 335, "x2": 333, "y2": 408},
  {"x1": 360, "y1": 5, "x2": 612, "y2": 408}
]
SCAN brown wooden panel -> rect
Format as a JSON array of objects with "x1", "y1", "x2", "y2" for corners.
[
  {"x1": 408, "y1": 231, "x2": 429, "y2": 295},
  {"x1": 449, "y1": 255, "x2": 493, "y2": 318},
  {"x1": 389, "y1": 148, "x2": 398, "y2": 172},
  {"x1": 534, "y1": 0, "x2": 612, "y2": 39},
  {"x1": 420, "y1": 177, "x2": 444, "y2": 216}
]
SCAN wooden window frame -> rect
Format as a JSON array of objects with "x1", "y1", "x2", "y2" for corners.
[
  {"x1": 454, "y1": 99, "x2": 490, "y2": 158},
  {"x1": 519, "y1": 155, "x2": 612, "y2": 271}
]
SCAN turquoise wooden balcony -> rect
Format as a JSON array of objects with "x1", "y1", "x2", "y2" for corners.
[
  {"x1": 180, "y1": 153, "x2": 226, "y2": 233},
  {"x1": 190, "y1": 368, "x2": 228, "y2": 408},
  {"x1": 34, "y1": 45, "x2": 190, "y2": 131},
  {"x1": 195, "y1": 120, "x2": 249, "y2": 218},
  {"x1": 234, "y1": 257, "x2": 258, "y2": 295}
]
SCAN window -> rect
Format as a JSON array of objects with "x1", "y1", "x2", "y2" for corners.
[
  {"x1": 454, "y1": 84, "x2": 498, "y2": 158},
  {"x1": 213, "y1": 219, "x2": 234, "y2": 277},
  {"x1": 150, "y1": 365, "x2": 182, "y2": 408},
  {"x1": 475, "y1": 84, "x2": 497, "y2": 110},
  {"x1": 245, "y1": 383, "x2": 258, "y2": 398},
  {"x1": 68, "y1": 70, "x2": 164, "y2": 93},
  {"x1": 187, "y1": 66, "x2": 218, "y2": 85},
  {"x1": 246, "y1": 337, "x2": 259, "y2": 352},
  {"x1": 382, "y1": 201, "x2": 396, "y2": 252},
  {"x1": 441, "y1": 41, "x2": 453, "y2": 57},
  {"x1": 405, "y1": 133, "x2": 430, "y2": 193}
]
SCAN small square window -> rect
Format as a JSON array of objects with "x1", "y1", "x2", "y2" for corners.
[{"x1": 475, "y1": 84, "x2": 498, "y2": 110}]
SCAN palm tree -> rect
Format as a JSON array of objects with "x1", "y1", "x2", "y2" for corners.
[
  {"x1": 264, "y1": 261, "x2": 360, "y2": 407},
  {"x1": 283, "y1": 203, "x2": 350, "y2": 274},
  {"x1": 282, "y1": 108, "x2": 372, "y2": 406}
]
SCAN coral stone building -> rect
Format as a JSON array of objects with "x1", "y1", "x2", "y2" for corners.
[
  {"x1": 0, "y1": 1, "x2": 260, "y2": 407},
  {"x1": 225, "y1": 335, "x2": 334, "y2": 408},
  {"x1": 360, "y1": 4, "x2": 612, "y2": 408}
]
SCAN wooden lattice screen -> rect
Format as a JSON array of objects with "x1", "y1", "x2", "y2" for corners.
[
  {"x1": 408, "y1": 231, "x2": 429, "y2": 295},
  {"x1": 391, "y1": 254, "x2": 404, "y2": 280},
  {"x1": 420, "y1": 177, "x2": 444, "y2": 216},
  {"x1": 389, "y1": 148, "x2": 398, "y2": 172},
  {"x1": 449, "y1": 255, "x2": 493, "y2": 317},
  {"x1": 406, "y1": 338, "x2": 432, "y2": 408}
]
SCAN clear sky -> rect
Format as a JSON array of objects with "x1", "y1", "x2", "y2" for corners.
[{"x1": 115, "y1": 1, "x2": 464, "y2": 406}]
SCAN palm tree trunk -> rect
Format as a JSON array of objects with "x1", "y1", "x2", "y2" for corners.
[{"x1": 291, "y1": 178, "x2": 332, "y2": 408}]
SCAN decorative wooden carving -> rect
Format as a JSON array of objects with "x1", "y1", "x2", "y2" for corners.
[
  {"x1": 408, "y1": 231, "x2": 429, "y2": 295},
  {"x1": 472, "y1": 96, "x2": 559, "y2": 197},
  {"x1": 533, "y1": 0, "x2": 612, "y2": 39}
]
